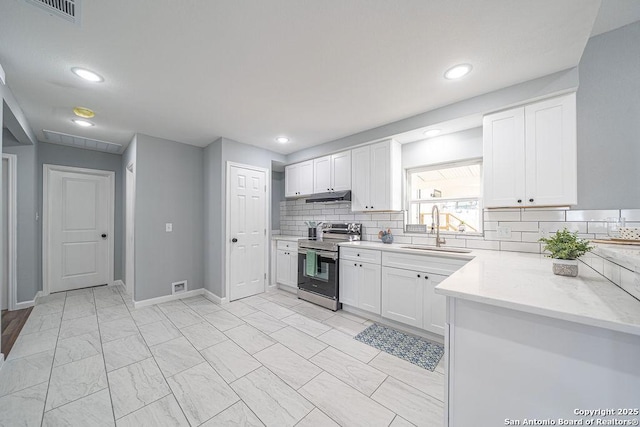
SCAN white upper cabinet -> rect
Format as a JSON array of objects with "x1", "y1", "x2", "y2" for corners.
[
  {"x1": 351, "y1": 139, "x2": 402, "y2": 212},
  {"x1": 483, "y1": 92, "x2": 577, "y2": 208},
  {"x1": 285, "y1": 160, "x2": 314, "y2": 198},
  {"x1": 313, "y1": 151, "x2": 351, "y2": 193}
]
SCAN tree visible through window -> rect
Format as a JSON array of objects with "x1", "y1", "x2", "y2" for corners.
[{"x1": 406, "y1": 160, "x2": 483, "y2": 234}]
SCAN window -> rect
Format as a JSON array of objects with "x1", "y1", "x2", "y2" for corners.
[{"x1": 405, "y1": 160, "x2": 483, "y2": 234}]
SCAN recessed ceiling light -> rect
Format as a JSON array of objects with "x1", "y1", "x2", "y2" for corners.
[
  {"x1": 72, "y1": 119, "x2": 94, "y2": 127},
  {"x1": 276, "y1": 136, "x2": 289, "y2": 143},
  {"x1": 73, "y1": 107, "x2": 95, "y2": 118},
  {"x1": 71, "y1": 67, "x2": 104, "y2": 82},
  {"x1": 423, "y1": 129, "x2": 441, "y2": 138},
  {"x1": 444, "y1": 63, "x2": 472, "y2": 80}
]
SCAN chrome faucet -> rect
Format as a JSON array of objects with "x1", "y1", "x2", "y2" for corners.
[{"x1": 431, "y1": 205, "x2": 446, "y2": 247}]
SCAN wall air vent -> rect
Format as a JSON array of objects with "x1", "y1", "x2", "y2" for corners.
[
  {"x1": 24, "y1": 0, "x2": 81, "y2": 25},
  {"x1": 43, "y1": 130, "x2": 124, "y2": 154}
]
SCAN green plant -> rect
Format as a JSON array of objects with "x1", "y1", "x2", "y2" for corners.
[{"x1": 539, "y1": 228, "x2": 593, "y2": 260}]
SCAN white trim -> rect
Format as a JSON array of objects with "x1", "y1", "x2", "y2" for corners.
[
  {"x1": 42, "y1": 164, "x2": 115, "y2": 296},
  {"x1": 2, "y1": 154, "x2": 18, "y2": 311},
  {"x1": 15, "y1": 291, "x2": 42, "y2": 310},
  {"x1": 0, "y1": 353, "x2": 4, "y2": 372},
  {"x1": 202, "y1": 288, "x2": 228, "y2": 305},
  {"x1": 225, "y1": 162, "x2": 270, "y2": 303},
  {"x1": 133, "y1": 288, "x2": 203, "y2": 309},
  {"x1": 125, "y1": 162, "x2": 135, "y2": 297}
]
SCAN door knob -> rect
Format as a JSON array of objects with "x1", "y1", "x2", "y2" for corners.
[
  {"x1": 232, "y1": 238, "x2": 238, "y2": 243},
  {"x1": 101, "y1": 234, "x2": 107, "y2": 238}
]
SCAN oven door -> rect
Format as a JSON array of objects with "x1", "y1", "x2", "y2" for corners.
[{"x1": 298, "y1": 249, "x2": 338, "y2": 299}]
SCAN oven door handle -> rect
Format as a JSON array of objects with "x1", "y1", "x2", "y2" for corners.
[{"x1": 298, "y1": 249, "x2": 339, "y2": 260}]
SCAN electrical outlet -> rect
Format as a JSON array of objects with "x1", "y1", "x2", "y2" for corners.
[
  {"x1": 497, "y1": 226, "x2": 512, "y2": 238},
  {"x1": 165, "y1": 223, "x2": 173, "y2": 232}
]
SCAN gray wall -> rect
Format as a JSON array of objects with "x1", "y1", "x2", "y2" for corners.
[
  {"x1": 134, "y1": 134, "x2": 204, "y2": 301},
  {"x1": 575, "y1": 22, "x2": 640, "y2": 209},
  {"x1": 271, "y1": 171, "x2": 285, "y2": 229},
  {"x1": 38, "y1": 142, "x2": 124, "y2": 284},
  {"x1": 3, "y1": 134, "x2": 39, "y2": 302}
]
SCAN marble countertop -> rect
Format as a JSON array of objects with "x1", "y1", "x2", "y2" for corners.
[
  {"x1": 338, "y1": 240, "x2": 475, "y2": 261},
  {"x1": 592, "y1": 243, "x2": 640, "y2": 271},
  {"x1": 340, "y1": 240, "x2": 640, "y2": 336},
  {"x1": 271, "y1": 235, "x2": 304, "y2": 242}
]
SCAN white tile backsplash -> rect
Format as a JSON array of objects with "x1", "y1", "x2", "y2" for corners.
[
  {"x1": 565, "y1": 210, "x2": 619, "y2": 221},
  {"x1": 521, "y1": 210, "x2": 566, "y2": 222}
]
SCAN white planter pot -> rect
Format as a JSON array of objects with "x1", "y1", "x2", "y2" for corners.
[{"x1": 552, "y1": 259, "x2": 579, "y2": 277}]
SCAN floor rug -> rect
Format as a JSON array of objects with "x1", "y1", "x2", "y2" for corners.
[{"x1": 354, "y1": 323, "x2": 444, "y2": 371}]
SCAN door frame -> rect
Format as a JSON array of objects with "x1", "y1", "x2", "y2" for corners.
[
  {"x1": 2, "y1": 154, "x2": 17, "y2": 311},
  {"x1": 225, "y1": 161, "x2": 270, "y2": 302},
  {"x1": 42, "y1": 164, "x2": 115, "y2": 296}
]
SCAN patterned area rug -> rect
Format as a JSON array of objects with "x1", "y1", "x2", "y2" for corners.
[{"x1": 354, "y1": 323, "x2": 444, "y2": 371}]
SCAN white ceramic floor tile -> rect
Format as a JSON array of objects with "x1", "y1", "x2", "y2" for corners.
[
  {"x1": 21, "y1": 312, "x2": 62, "y2": 335},
  {"x1": 269, "y1": 326, "x2": 328, "y2": 359},
  {"x1": 203, "y1": 310, "x2": 245, "y2": 331},
  {"x1": 368, "y1": 351, "x2": 445, "y2": 401},
  {"x1": 108, "y1": 358, "x2": 170, "y2": 419},
  {"x1": 291, "y1": 304, "x2": 336, "y2": 322},
  {"x1": 62, "y1": 302, "x2": 97, "y2": 321},
  {"x1": 265, "y1": 293, "x2": 305, "y2": 308},
  {"x1": 116, "y1": 394, "x2": 189, "y2": 427},
  {"x1": 281, "y1": 314, "x2": 332, "y2": 337},
  {"x1": 168, "y1": 362, "x2": 239, "y2": 425},
  {"x1": 36, "y1": 292, "x2": 66, "y2": 305},
  {"x1": 164, "y1": 308, "x2": 203, "y2": 329},
  {"x1": 224, "y1": 301, "x2": 258, "y2": 317},
  {"x1": 42, "y1": 389, "x2": 114, "y2": 427},
  {"x1": 299, "y1": 372, "x2": 395, "y2": 427},
  {"x1": 317, "y1": 329, "x2": 380, "y2": 363},
  {"x1": 65, "y1": 293, "x2": 95, "y2": 306},
  {"x1": 296, "y1": 407, "x2": 340, "y2": 427},
  {"x1": 7, "y1": 328, "x2": 58, "y2": 360},
  {"x1": 138, "y1": 320, "x2": 181, "y2": 347},
  {"x1": 322, "y1": 314, "x2": 369, "y2": 336},
  {"x1": 200, "y1": 401, "x2": 264, "y2": 427},
  {"x1": 130, "y1": 306, "x2": 167, "y2": 327},
  {"x1": 240, "y1": 295, "x2": 270, "y2": 308},
  {"x1": 95, "y1": 294, "x2": 126, "y2": 309},
  {"x1": 371, "y1": 377, "x2": 443, "y2": 427},
  {"x1": 157, "y1": 299, "x2": 188, "y2": 314},
  {"x1": 99, "y1": 316, "x2": 139, "y2": 343},
  {"x1": 188, "y1": 300, "x2": 224, "y2": 316},
  {"x1": 31, "y1": 301, "x2": 65, "y2": 317},
  {"x1": 54, "y1": 332, "x2": 102, "y2": 367},
  {"x1": 310, "y1": 347, "x2": 387, "y2": 396},
  {"x1": 231, "y1": 367, "x2": 313, "y2": 427},
  {"x1": 390, "y1": 415, "x2": 417, "y2": 427},
  {"x1": 242, "y1": 311, "x2": 287, "y2": 334},
  {"x1": 255, "y1": 301, "x2": 295, "y2": 319},
  {"x1": 93, "y1": 285, "x2": 122, "y2": 299},
  {"x1": 150, "y1": 336, "x2": 204, "y2": 378},
  {"x1": 45, "y1": 353, "x2": 108, "y2": 411},
  {"x1": 253, "y1": 343, "x2": 322, "y2": 390},
  {"x1": 59, "y1": 315, "x2": 99, "y2": 340},
  {"x1": 180, "y1": 322, "x2": 227, "y2": 351},
  {"x1": 333, "y1": 310, "x2": 369, "y2": 324},
  {"x1": 224, "y1": 324, "x2": 277, "y2": 355},
  {"x1": 0, "y1": 382, "x2": 47, "y2": 427},
  {"x1": 200, "y1": 340, "x2": 262, "y2": 383},
  {"x1": 97, "y1": 304, "x2": 131, "y2": 323},
  {"x1": 103, "y1": 333, "x2": 152, "y2": 372},
  {"x1": 0, "y1": 350, "x2": 53, "y2": 397}
]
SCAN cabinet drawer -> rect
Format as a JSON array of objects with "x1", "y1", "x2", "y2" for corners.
[
  {"x1": 277, "y1": 240, "x2": 298, "y2": 250},
  {"x1": 382, "y1": 251, "x2": 467, "y2": 275},
  {"x1": 340, "y1": 247, "x2": 381, "y2": 264}
]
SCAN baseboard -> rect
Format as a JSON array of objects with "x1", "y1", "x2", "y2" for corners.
[
  {"x1": 114, "y1": 280, "x2": 125, "y2": 287},
  {"x1": 202, "y1": 288, "x2": 228, "y2": 305},
  {"x1": 15, "y1": 291, "x2": 42, "y2": 310},
  {"x1": 133, "y1": 288, "x2": 204, "y2": 309}
]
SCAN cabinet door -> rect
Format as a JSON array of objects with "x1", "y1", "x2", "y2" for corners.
[
  {"x1": 524, "y1": 92, "x2": 577, "y2": 206},
  {"x1": 298, "y1": 161, "x2": 314, "y2": 196},
  {"x1": 423, "y1": 273, "x2": 447, "y2": 335},
  {"x1": 369, "y1": 140, "x2": 391, "y2": 211},
  {"x1": 331, "y1": 151, "x2": 351, "y2": 192},
  {"x1": 483, "y1": 108, "x2": 526, "y2": 208},
  {"x1": 381, "y1": 266, "x2": 423, "y2": 328},
  {"x1": 276, "y1": 249, "x2": 290, "y2": 285},
  {"x1": 288, "y1": 251, "x2": 299, "y2": 287},
  {"x1": 358, "y1": 262, "x2": 381, "y2": 314},
  {"x1": 339, "y1": 260, "x2": 359, "y2": 306},
  {"x1": 351, "y1": 146, "x2": 370, "y2": 211},
  {"x1": 285, "y1": 164, "x2": 299, "y2": 198},
  {"x1": 313, "y1": 156, "x2": 332, "y2": 193}
]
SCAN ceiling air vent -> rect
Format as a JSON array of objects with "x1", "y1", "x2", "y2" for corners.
[
  {"x1": 25, "y1": 0, "x2": 81, "y2": 25},
  {"x1": 43, "y1": 130, "x2": 123, "y2": 154}
]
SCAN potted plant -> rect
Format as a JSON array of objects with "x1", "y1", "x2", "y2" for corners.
[{"x1": 539, "y1": 228, "x2": 593, "y2": 277}]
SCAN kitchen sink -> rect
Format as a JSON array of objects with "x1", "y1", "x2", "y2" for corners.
[{"x1": 401, "y1": 246, "x2": 472, "y2": 254}]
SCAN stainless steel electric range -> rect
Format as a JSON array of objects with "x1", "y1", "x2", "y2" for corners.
[{"x1": 297, "y1": 223, "x2": 362, "y2": 311}]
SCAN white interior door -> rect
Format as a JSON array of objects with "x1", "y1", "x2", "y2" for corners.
[
  {"x1": 228, "y1": 165, "x2": 267, "y2": 301},
  {"x1": 2, "y1": 158, "x2": 8, "y2": 310},
  {"x1": 125, "y1": 164, "x2": 135, "y2": 296},
  {"x1": 45, "y1": 166, "x2": 114, "y2": 294}
]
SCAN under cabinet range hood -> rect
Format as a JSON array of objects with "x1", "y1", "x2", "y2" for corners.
[{"x1": 305, "y1": 190, "x2": 351, "y2": 203}]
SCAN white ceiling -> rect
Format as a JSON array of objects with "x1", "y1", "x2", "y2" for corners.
[{"x1": 0, "y1": 0, "x2": 628, "y2": 155}]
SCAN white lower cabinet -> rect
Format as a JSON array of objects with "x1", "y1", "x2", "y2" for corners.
[
  {"x1": 339, "y1": 259, "x2": 381, "y2": 314},
  {"x1": 276, "y1": 249, "x2": 298, "y2": 288},
  {"x1": 381, "y1": 266, "x2": 424, "y2": 328},
  {"x1": 423, "y1": 273, "x2": 447, "y2": 335}
]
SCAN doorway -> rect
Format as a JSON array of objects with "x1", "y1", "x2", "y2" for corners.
[
  {"x1": 125, "y1": 163, "x2": 135, "y2": 297},
  {"x1": 226, "y1": 162, "x2": 269, "y2": 301},
  {"x1": 43, "y1": 165, "x2": 115, "y2": 294}
]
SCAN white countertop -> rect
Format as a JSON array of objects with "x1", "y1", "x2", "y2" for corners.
[
  {"x1": 340, "y1": 240, "x2": 640, "y2": 336},
  {"x1": 338, "y1": 240, "x2": 474, "y2": 261},
  {"x1": 592, "y1": 243, "x2": 640, "y2": 271},
  {"x1": 271, "y1": 235, "x2": 304, "y2": 242}
]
